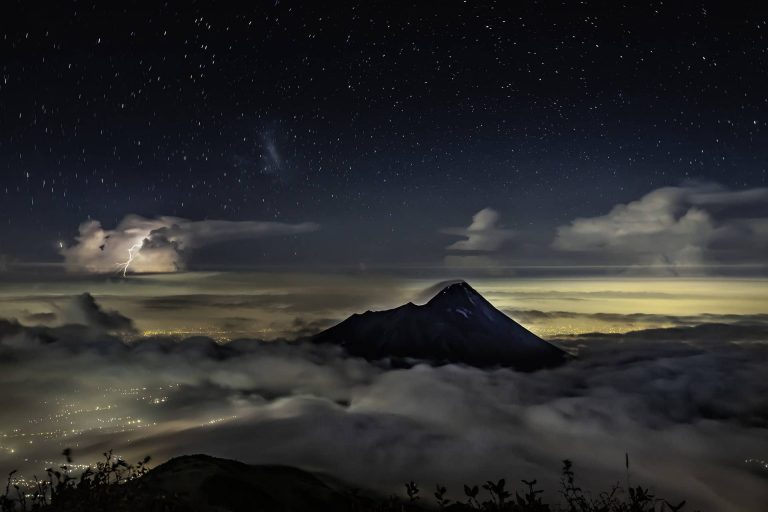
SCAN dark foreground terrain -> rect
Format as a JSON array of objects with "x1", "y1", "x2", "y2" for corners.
[{"x1": 1, "y1": 451, "x2": 690, "y2": 512}]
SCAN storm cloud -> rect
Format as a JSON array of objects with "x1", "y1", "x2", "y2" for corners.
[{"x1": 60, "y1": 215, "x2": 319, "y2": 274}]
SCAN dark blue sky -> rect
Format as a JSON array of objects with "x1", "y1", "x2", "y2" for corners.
[{"x1": 1, "y1": 1, "x2": 766, "y2": 267}]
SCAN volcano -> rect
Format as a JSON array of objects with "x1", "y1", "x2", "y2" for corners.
[{"x1": 312, "y1": 281, "x2": 569, "y2": 370}]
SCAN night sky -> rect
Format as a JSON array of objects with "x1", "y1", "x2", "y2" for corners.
[{"x1": 1, "y1": 1, "x2": 767, "y2": 268}]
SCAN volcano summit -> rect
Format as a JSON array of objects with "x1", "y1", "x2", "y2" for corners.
[{"x1": 313, "y1": 281, "x2": 569, "y2": 370}]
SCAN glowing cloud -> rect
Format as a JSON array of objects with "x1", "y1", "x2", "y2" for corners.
[
  {"x1": 60, "y1": 215, "x2": 319, "y2": 274},
  {"x1": 553, "y1": 183, "x2": 768, "y2": 270}
]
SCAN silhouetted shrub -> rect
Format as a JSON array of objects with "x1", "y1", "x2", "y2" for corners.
[{"x1": 1, "y1": 449, "x2": 184, "y2": 511}]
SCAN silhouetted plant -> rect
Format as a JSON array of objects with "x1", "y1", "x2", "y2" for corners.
[
  {"x1": 434, "y1": 484, "x2": 451, "y2": 509},
  {"x1": 405, "y1": 480, "x2": 420, "y2": 503},
  {"x1": 0, "y1": 448, "x2": 186, "y2": 512},
  {"x1": 513, "y1": 479, "x2": 548, "y2": 511},
  {"x1": 464, "y1": 484, "x2": 481, "y2": 509},
  {"x1": 1, "y1": 471, "x2": 19, "y2": 512},
  {"x1": 482, "y1": 478, "x2": 511, "y2": 508}
]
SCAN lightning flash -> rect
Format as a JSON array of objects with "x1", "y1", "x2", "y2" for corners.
[{"x1": 117, "y1": 240, "x2": 144, "y2": 277}]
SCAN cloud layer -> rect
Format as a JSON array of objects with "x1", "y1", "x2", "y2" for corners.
[
  {"x1": 60, "y1": 215, "x2": 319, "y2": 274},
  {"x1": 0, "y1": 297, "x2": 766, "y2": 511},
  {"x1": 553, "y1": 184, "x2": 768, "y2": 271}
]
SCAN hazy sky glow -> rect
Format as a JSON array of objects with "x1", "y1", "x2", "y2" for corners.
[{"x1": 1, "y1": 271, "x2": 766, "y2": 339}]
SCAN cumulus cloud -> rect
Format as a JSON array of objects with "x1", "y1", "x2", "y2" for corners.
[
  {"x1": 443, "y1": 208, "x2": 514, "y2": 251},
  {"x1": 553, "y1": 183, "x2": 768, "y2": 271},
  {"x1": 60, "y1": 215, "x2": 319, "y2": 274},
  {"x1": 0, "y1": 298, "x2": 766, "y2": 511}
]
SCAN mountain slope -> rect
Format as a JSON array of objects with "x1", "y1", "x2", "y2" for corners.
[
  {"x1": 129, "y1": 454, "x2": 355, "y2": 512},
  {"x1": 312, "y1": 281, "x2": 568, "y2": 370}
]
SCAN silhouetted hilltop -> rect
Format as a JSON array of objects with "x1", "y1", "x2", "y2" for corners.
[{"x1": 133, "y1": 454, "x2": 352, "y2": 511}]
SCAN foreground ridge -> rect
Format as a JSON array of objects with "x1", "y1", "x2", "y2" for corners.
[{"x1": 0, "y1": 452, "x2": 689, "y2": 512}]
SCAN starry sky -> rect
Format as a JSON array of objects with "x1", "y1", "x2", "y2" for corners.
[{"x1": 1, "y1": 1, "x2": 767, "y2": 270}]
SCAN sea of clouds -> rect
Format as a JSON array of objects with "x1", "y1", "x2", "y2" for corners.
[{"x1": 0, "y1": 295, "x2": 766, "y2": 511}]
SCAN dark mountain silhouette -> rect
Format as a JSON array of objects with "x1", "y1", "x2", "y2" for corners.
[
  {"x1": 313, "y1": 281, "x2": 569, "y2": 370},
  {"x1": 127, "y1": 454, "x2": 356, "y2": 511}
]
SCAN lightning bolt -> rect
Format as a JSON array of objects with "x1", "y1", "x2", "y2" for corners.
[{"x1": 117, "y1": 240, "x2": 144, "y2": 277}]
